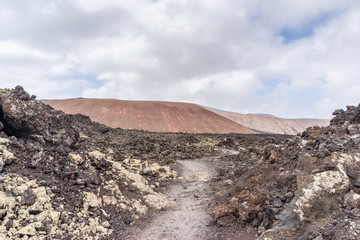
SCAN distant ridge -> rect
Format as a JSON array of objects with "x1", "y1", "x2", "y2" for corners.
[
  {"x1": 42, "y1": 98, "x2": 256, "y2": 134},
  {"x1": 205, "y1": 107, "x2": 330, "y2": 135}
]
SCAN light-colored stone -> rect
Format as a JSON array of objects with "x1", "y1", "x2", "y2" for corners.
[
  {"x1": 0, "y1": 145, "x2": 15, "y2": 171},
  {"x1": 131, "y1": 200, "x2": 148, "y2": 215},
  {"x1": 49, "y1": 211, "x2": 61, "y2": 225},
  {"x1": 89, "y1": 150, "x2": 107, "y2": 161},
  {"x1": 295, "y1": 163, "x2": 349, "y2": 221},
  {"x1": 344, "y1": 192, "x2": 360, "y2": 208},
  {"x1": 69, "y1": 153, "x2": 84, "y2": 165},
  {"x1": 348, "y1": 124, "x2": 359, "y2": 135},
  {"x1": 17, "y1": 225, "x2": 36, "y2": 236},
  {"x1": 123, "y1": 158, "x2": 142, "y2": 173},
  {"x1": 141, "y1": 161, "x2": 177, "y2": 180},
  {"x1": 144, "y1": 193, "x2": 176, "y2": 210},
  {"x1": 84, "y1": 192, "x2": 102, "y2": 211},
  {"x1": 103, "y1": 196, "x2": 117, "y2": 205},
  {"x1": 0, "y1": 138, "x2": 10, "y2": 145},
  {"x1": 332, "y1": 152, "x2": 360, "y2": 165}
]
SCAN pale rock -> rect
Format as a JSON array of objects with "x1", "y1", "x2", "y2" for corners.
[
  {"x1": 32, "y1": 187, "x2": 49, "y2": 201},
  {"x1": 295, "y1": 163, "x2": 349, "y2": 221},
  {"x1": 118, "y1": 203, "x2": 128, "y2": 211},
  {"x1": 0, "y1": 138, "x2": 10, "y2": 145},
  {"x1": 131, "y1": 200, "x2": 148, "y2": 215},
  {"x1": 332, "y1": 152, "x2": 360, "y2": 165},
  {"x1": 12, "y1": 184, "x2": 28, "y2": 196},
  {"x1": 0, "y1": 234, "x2": 8, "y2": 240},
  {"x1": 141, "y1": 161, "x2": 176, "y2": 179},
  {"x1": 84, "y1": 192, "x2": 102, "y2": 211},
  {"x1": 123, "y1": 158, "x2": 142, "y2": 173},
  {"x1": 96, "y1": 225, "x2": 109, "y2": 234},
  {"x1": 344, "y1": 192, "x2": 360, "y2": 208},
  {"x1": 0, "y1": 145, "x2": 15, "y2": 172},
  {"x1": 89, "y1": 150, "x2": 107, "y2": 161},
  {"x1": 103, "y1": 195, "x2": 117, "y2": 205},
  {"x1": 25, "y1": 180, "x2": 37, "y2": 188},
  {"x1": 17, "y1": 225, "x2": 36, "y2": 236},
  {"x1": 69, "y1": 153, "x2": 84, "y2": 165},
  {"x1": 224, "y1": 179, "x2": 233, "y2": 186},
  {"x1": 102, "y1": 221, "x2": 110, "y2": 228},
  {"x1": 144, "y1": 193, "x2": 176, "y2": 210},
  {"x1": 49, "y1": 211, "x2": 61, "y2": 225},
  {"x1": 106, "y1": 148, "x2": 114, "y2": 155},
  {"x1": 348, "y1": 124, "x2": 359, "y2": 135}
]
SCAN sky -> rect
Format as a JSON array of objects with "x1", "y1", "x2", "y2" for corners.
[{"x1": 0, "y1": 0, "x2": 360, "y2": 118}]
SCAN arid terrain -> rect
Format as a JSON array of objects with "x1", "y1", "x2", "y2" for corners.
[
  {"x1": 0, "y1": 86, "x2": 359, "y2": 240},
  {"x1": 43, "y1": 99, "x2": 256, "y2": 134},
  {"x1": 206, "y1": 107, "x2": 330, "y2": 135},
  {"x1": 43, "y1": 98, "x2": 329, "y2": 135}
]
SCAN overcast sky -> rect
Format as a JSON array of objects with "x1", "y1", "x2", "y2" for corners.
[{"x1": 1, "y1": 0, "x2": 360, "y2": 118}]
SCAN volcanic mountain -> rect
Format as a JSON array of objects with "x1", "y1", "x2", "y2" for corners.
[
  {"x1": 42, "y1": 98, "x2": 256, "y2": 134},
  {"x1": 206, "y1": 107, "x2": 330, "y2": 135}
]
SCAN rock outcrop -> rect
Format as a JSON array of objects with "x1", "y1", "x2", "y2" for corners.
[
  {"x1": 0, "y1": 86, "x2": 78, "y2": 147},
  {"x1": 212, "y1": 104, "x2": 360, "y2": 239}
]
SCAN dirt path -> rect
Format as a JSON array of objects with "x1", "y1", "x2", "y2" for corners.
[{"x1": 134, "y1": 157, "x2": 218, "y2": 240}]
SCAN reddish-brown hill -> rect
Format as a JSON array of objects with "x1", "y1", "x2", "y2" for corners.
[
  {"x1": 42, "y1": 99, "x2": 256, "y2": 134},
  {"x1": 206, "y1": 108, "x2": 330, "y2": 135}
]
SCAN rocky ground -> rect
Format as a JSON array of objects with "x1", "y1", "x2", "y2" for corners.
[
  {"x1": 210, "y1": 105, "x2": 360, "y2": 239},
  {"x1": 0, "y1": 86, "x2": 359, "y2": 240}
]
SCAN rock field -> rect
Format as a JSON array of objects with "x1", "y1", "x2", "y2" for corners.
[{"x1": 0, "y1": 86, "x2": 359, "y2": 240}]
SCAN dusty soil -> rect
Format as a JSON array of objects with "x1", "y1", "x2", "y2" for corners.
[
  {"x1": 128, "y1": 149, "x2": 260, "y2": 240},
  {"x1": 125, "y1": 136, "x2": 287, "y2": 240},
  {"x1": 131, "y1": 158, "x2": 216, "y2": 240}
]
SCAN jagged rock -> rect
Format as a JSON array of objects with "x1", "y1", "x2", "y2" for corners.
[
  {"x1": 0, "y1": 86, "x2": 78, "y2": 147},
  {"x1": 354, "y1": 104, "x2": 360, "y2": 123},
  {"x1": 273, "y1": 198, "x2": 283, "y2": 208},
  {"x1": 0, "y1": 143, "x2": 15, "y2": 172},
  {"x1": 344, "y1": 192, "x2": 360, "y2": 208},
  {"x1": 21, "y1": 188, "x2": 36, "y2": 206},
  {"x1": 213, "y1": 205, "x2": 236, "y2": 220},
  {"x1": 13, "y1": 85, "x2": 30, "y2": 101},
  {"x1": 17, "y1": 224, "x2": 36, "y2": 236},
  {"x1": 5, "y1": 219, "x2": 13, "y2": 231},
  {"x1": 285, "y1": 192, "x2": 294, "y2": 199}
]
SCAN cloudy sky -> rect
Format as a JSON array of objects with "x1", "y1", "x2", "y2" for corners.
[{"x1": 1, "y1": 0, "x2": 360, "y2": 118}]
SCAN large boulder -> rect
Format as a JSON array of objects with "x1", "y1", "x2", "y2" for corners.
[{"x1": 0, "y1": 86, "x2": 78, "y2": 147}]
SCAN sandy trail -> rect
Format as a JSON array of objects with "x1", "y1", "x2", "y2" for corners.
[{"x1": 136, "y1": 158, "x2": 217, "y2": 240}]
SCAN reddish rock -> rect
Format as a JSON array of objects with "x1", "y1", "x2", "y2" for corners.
[
  {"x1": 213, "y1": 205, "x2": 236, "y2": 220},
  {"x1": 42, "y1": 99, "x2": 256, "y2": 134}
]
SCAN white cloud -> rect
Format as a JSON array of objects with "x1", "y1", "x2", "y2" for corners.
[{"x1": 0, "y1": 0, "x2": 360, "y2": 118}]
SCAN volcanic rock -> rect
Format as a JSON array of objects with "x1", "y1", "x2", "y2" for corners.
[
  {"x1": 0, "y1": 86, "x2": 78, "y2": 147},
  {"x1": 21, "y1": 188, "x2": 36, "y2": 206},
  {"x1": 1, "y1": 85, "x2": 360, "y2": 240},
  {"x1": 344, "y1": 191, "x2": 360, "y2": 208},
  {"x1": 354, "y1": 103, "x2": 360, "y2": 123}
]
